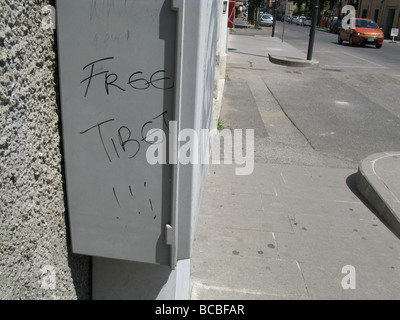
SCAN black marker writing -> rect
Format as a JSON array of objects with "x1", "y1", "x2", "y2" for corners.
[
  {"x1": 80, "y1": 57, "x2": 174, "y2": 97},
  {"x1": 111, "y1": 138, "x2": 120, "y2": 159},
  {"x1": 113, "y1": 187, "x2": 121, "y2": 207},
  {"x1": 80, "y1": 57, "x2": 114, "y2": 97},
  {"x1": 149, "y1": 70, "x2": 174, "y2": 90},
  {"x1": 141, "y1": 111, "x2": 169, "y2": 144},
  {"x1": 117, "y1": 126, "x2": 140, "y2": 159},
  {"x1": 79, "y1": 118, "x2": 115, "y2": 162},
  {"x1": 79, "y1": 111, "x2": 169, "y2": 163},
  {"x1": 128, "y1": 71, "x2": 151, "y2": 90},
  {"x1": 112, "y1": 185, "x2": 156, "y2": 220},
  {"x1": 105, "y1": 72, "x2": 126, "y2": 95}
]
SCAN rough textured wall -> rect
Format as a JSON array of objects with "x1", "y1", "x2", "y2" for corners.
[{"x1": 0, "y1": 0, "x2": 90, "y2": 299}]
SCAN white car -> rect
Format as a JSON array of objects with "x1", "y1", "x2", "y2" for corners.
[
  {"x1": 302, "y1": 17, "x2": 312, "y2": 26},
  {"x1": 290, "y1": 16, "x2": 299, "y2": 24},
  {"x1": 297, "y1": 16, "x2": 306, "y2": 25},
  {"x1": 260, "y1": 13, "x2": 273, "y2": 27}
]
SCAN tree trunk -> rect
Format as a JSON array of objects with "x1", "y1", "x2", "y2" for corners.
[
  {"x1": 255, "y1": 6, "x2": 260, "y2": 28},
  {"x1": 248, "y1": 3, "x2": 255, "y2": 24}
]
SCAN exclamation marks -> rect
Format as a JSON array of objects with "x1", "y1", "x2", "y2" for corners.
[
  {"x1": 129, "y1": 185, "x2": 135, "y2": 199},
  {"x1": 113, "y1": 187, "x2": 121, "y2": 208},
  {"x1": 144, "y1": 182, "x2": 156, "y2": 220},
  {"x1": 112, "y1": 182, "x2": 157, "y2": 220}
]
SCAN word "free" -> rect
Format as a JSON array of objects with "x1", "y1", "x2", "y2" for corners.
[{"x1": 80, "y1": 57, "x2": 174, "y2": 97}]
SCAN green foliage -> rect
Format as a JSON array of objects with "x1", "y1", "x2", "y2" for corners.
[
  {"x1": 217, "y1": 118, "x2": 225, "y2": 131},
  {"x1": 292, "y1": 0, "x2": 340, "y2": 17}
]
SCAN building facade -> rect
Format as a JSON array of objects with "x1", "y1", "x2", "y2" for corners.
[{"x1": 358, "y1": 0, "x2": 400, "y2": 38}]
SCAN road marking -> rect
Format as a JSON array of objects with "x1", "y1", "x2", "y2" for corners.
[
  {"x1": 323, "y1": 65, "x2": 388, "y2": 69},
  {"x1": 323, "y1": 51, "x2": 388, "y2": 69},
  {"x1": 328, "y1": 199, "x2": 361, "y2": 204},
  {"x1": 319, "y1": 132, "x2": 336, "y2": 136},
  {"x1": 343, "y1": 51, "x2": 384, "y2": 67},
  {"x1": 280, "y1": 172, "x2": 287, "y2": 185},
  {"x1": 335, "y1": 101, "x2": 350, "y2": 106},
  {"x1": 334, "y1": 101, "x2": 355, "y2": 108}
]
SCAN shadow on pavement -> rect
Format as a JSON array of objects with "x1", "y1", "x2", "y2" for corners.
[{"x1": 346, "y1": 173, "x2": 400, "y2": 240}]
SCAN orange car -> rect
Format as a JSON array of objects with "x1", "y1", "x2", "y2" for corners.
[{"x1": 338, "y1": 18, "x2": 384, "y2": 48}]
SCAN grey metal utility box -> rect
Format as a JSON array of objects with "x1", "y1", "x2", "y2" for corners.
[{"x1": 56, "y1": 0, "x2": 186, "y2": 268}]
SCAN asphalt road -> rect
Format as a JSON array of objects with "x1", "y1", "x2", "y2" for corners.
[
  {"x1": 262, "y1": 21, "x2": 400, "y2": 167},
  {"x1": 277, "y1": 21, "x2": 400, "y2": 71}
]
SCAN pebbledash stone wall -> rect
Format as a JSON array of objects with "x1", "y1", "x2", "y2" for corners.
[{"x1": 0, "y1": 0, "x2": 90, "y2": 299}]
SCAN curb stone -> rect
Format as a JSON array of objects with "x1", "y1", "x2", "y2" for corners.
[
  {"x1": 356, "y1": 152, "x2": 400, "y2": 238},
  {"x1": 268, "y1": 53, "x2": 319, "y2": 67}
]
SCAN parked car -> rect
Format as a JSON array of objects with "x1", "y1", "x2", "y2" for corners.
[
  {"x1": 329, "y1": 19, "x2": 342, "y2": 33},
  {"x1": 338, "y1": 18, "x2": 384, "y2": 48},
  {"x1": 302, "y1": 17, "x2": 312, "y2": 26},
  {"x1": 297, "y1": 16, "x2": 306, "y2": 25},
  {"x1": 260, "y1": 13, "x2": 274, "y2": 27},
  {"x1": 285, "y1": 15, "x2": 291, "y2": 22},
  {"x1": 290, "y1": 16, "x2": 298, "y2": 24}
]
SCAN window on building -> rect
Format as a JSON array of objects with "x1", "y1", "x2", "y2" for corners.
[
  {"x1": 374, "y1": 9, "x2": 379, "y2": 22},
  {"x1": 362, "y1": 9, "x2": 368, "y2": 18}
]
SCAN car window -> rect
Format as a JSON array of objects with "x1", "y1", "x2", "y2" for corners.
[
  {"x1": 355, "y1": 19, "x2": 379, "y2": 28},
  {"x1": 366, "y1": 21, "x2": 379, "y2": 28}
]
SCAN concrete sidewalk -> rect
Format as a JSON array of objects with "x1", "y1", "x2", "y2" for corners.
[{"x1": 190, "y1": 30, "x2": 400, "y2": 299}]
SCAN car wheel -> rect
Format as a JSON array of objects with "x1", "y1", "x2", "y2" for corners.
[
  {"x1": 376, "y1": 44, "x2": 382, "y2": 48},
  {"x1": 349, "y1": 36, "x2": 354, "y2": 46},
  {"x1": 338, "y1": 33, "x2": 343, "y2": 44}
]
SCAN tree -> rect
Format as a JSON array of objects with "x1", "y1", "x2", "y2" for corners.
[
  {"x1": 248, "y1": 0, "x2": 264, "y2": 27},
  {"x1": 248, "y1": 1, "x2": 255, "y2": 24},
  {"x1": 317, "y1": 0, "x2": 331, "y2": 25},
  {"x1": 293, "y1": 0, "x2": 332, "y2": 25},
  {"x1": 293, "y1": 0, "x2": 307, "y2": 15}
]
